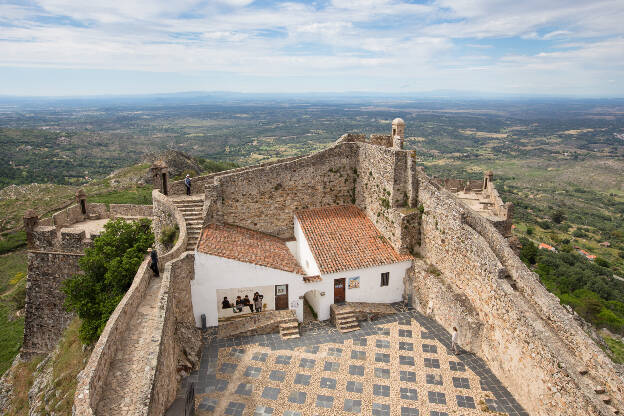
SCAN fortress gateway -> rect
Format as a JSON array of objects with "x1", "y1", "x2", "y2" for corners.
[{"x1": 21, "y1": 119, "x2": 623, "y2": 415}]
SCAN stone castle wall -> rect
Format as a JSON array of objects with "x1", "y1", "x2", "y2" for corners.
[
  {"x1": 214, "y1": 142, "x2": 359, "y2": 238},
  {"x1": 23, "y1": 203, "x2": 153, "y2": 358},
  {"x1": 411, "y1": 173, "x2": 623, "y2": 415}
]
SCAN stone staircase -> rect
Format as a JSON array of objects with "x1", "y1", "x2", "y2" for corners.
[
  {"x1": 171, "y1": 196, "x2": 204, "y2": 250},
  {"x1": 334, "y1": 309, "x2": 360, "y2": 333},
  {"x1": 279, "y1": 319, "x2": 300, "y2": 339}
]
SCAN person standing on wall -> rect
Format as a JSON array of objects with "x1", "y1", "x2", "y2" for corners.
[
  {"x1": 451, "y1": 326, "x2": 459, "y2": 354},
  {"x1": 185, "y1": 174, "x2": 192, "y2": 196},
  {"x1": 148, "y1": 248, "x2": 159, "y2": 277}
]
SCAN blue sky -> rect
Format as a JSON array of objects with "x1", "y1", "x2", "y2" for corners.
[{"x1": 0, "y1": 0, "x2": 623, "y2": 96}]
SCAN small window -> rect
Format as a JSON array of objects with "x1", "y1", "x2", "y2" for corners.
[{"x1": 381, "y1": 272, "x2": 389, "y2": 286}]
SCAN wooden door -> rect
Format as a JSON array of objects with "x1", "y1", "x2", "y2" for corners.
[
  {"x1": 275, "y1": 284, "x2": 288, "y2": 310},
  {"x1": 162, "y1": 173, "x2": 168, "y2": 195},
  {"x1": 334, "y1": 278, "x2": 345, "y2": 304}
]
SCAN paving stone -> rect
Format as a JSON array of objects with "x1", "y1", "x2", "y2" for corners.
[
  {"x1": 254, "y1": 405, "x2": 274, "y2": 416},
  {"x1": 422, "y1": 344, "x2": 437, "y2": 354},
  {"x1": 376, "y1": 339, "x2": 390, "y2": 349},
  {"x1": 219, "y1": 362, "x2": 238, "y2": 374},
  {"x1": 376, "y1": 328, "x2": 391, "y2": 336},
  {"x1": 198, "y1": 397, "x2": 217, "y2": 411},
  {"x1": 399, "y1": 355, "x2": 415, "y2": 366},
  {"x1": 346, "y1": 380, "x2": 363, "y2": 393},
  {"x1": 421, "y1": 331, "x2": 435, "y2": 340},
  {"x1": 400, "y1": 387, "x2": 418, "y2": 401},
  {"x1": 399, "y1": 329, "x2": 413, "y2": 338},
  {"x1": 400, "y1": 370, "x2": 416, "y2": 382},
  {"x1": 244, "y1": 366, "x2": 262, "y2": 378},
  {"x1": 372, "y1": 402, "x2": 390, "y2": 416},
  {"x1": 399, "y1": 341, "x2": 413, "y2": 351},
  {"x1": 427, "y1": 391, "x2": 446, "y2": 405},
  {"x1": 225, "y1": 401, "x2": 245, "y2": 416},
  {"x1": 484, "y1": 398, "x2": 505, "y2": 412},
  {"x1": 374, "y1": 367, "x2": 390, "y2": 379},
  {"x1": 262, "y1": 386, "x2": 280, "y2": 400},
  {"x1": 353, "y1": 338, "x2": 367, "y2": 346},
  {"x1": 235, "y1": 382, "x2": 253, "y2": 396},
  {"x1": 252, "y1": 352, "x2": 268, "y2": 362},
  {"x1": 294, "y1": 373, "x2": 311, "y2": 386},
  {"x1": 351, "y1": 350, "x2": 366, "y2": 360},
  {"x1": 324, "y1": 361, "x2": 340, "y2": 372},
  {"x1": 452, "y1": 377, "x2": 470, "y2": 389},
  {"x1": 349, "y1": 364, "x2": 364, "y2": 376},
  {"x1": 275, "y1": 355, "x2": 292, "y2": 365},
  {"x1": 456, "y1": 395, "x2": 476, "y2": 409},
  {"x1": 282, "y1": 411, "x2": 302, "y2": 416},
  {"x1": 373, "y1": 384, "x2": 390, "y2": 397},
  {"x1": 229, "y1": 348, "x2": 246, "y2": 359},
  {"x1": 299, "y1": 358, "x2": 315, "y2": 368},
  {"x1": 316, "y1": 394, "x2": 334, "y2": 408},
  {"x1": 304, "y1": 345, "x2": 319, "y2": 353},
  {"x1": 425, "y1": 374, "x2": 443, "y2": 386},
  {"x1": 327, "y1": 347, "x2": 343, "y2": 357},
  {"x1": 449, "y1": 361, "x2": 465, "y2": 372},
  {"x1": 205, "y1": 378, "x2": 229, "y2": 392},
  {"x1": 429, "y1": 412, "x2": 448, "y2": 416},
  {"x1": 320, "y1": 377, "x2": 337, "y2": 389},
  {"x1": 269, "y1": 370, "x2": 286, "y2": 381},
  {"x1": 344, "y1": 399, "x2": 362, "y2": 413},
  {"x1": 424, "y1": 358, "x2": 440, "y2": 369},
  {"x1": 288, "y1": 391, "x2": 307, "y2": 404},
  {"x1": 401, "y1": 407, "x2": 419, "y2": 416},
  {"x1": 375, "y1": 352, "x2": 390, "y2": 363}
]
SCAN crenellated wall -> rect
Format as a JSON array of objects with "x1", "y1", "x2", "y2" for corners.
[{"x1": 22, "y1": 203, "x2": 153, "y2": 358}]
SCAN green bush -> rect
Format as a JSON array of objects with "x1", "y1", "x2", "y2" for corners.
[
  {"x1": 595, "y1": 257, "x2": 610, "y2": 268},
  {"x1": 526, "y1": 227, "x2": 534, "y2": 235},
  {"x1": 159, "y1": 224, "x2": 179, "y2": 249},
  {"x1": 519, "y1": 237, "x2": 537, "y2": 265},
  {"x1": 62, "y1": 218, "x2": 154, "y2": 344}
]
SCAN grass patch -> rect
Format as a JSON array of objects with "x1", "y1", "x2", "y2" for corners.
[
  {"x1": 603, "y1": 336, "x2": 624, "y2": 364},
  {"x1": 0, "y1": 250, "x2": 27, "y2": 294},
  {"x1": 4, "y1": 355, "x2": 44, "y2": 416},
  {"x1": 0, "y1": 303, "x2": 24, "y2": 375},
  {"x1": 0, "y1": 250, "x2": 27, "y2": 375},
  {"x1": 89, "y1": 186, "x2": 153, "y2": 206},
  {"x1": 41, "y1": 318, "x2": 90, "y2": 415},
  {"x1": 0, "y1": 231, "x2": 27, "y2": 255}
]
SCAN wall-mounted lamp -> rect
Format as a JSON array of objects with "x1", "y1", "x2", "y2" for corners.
[{"x1": 320, "y1": 292, "x2": 326, "y2": 296}]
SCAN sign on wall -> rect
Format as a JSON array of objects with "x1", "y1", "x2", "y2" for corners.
[{"x1": 348, "y1": 276, "x2": 360, "y2": 289}]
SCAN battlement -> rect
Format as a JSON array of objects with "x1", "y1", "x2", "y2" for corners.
[{"x1": 25, "y1": 201, "x2": 153, "y2": 253}]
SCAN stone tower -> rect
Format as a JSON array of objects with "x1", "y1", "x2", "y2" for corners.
[{"x1": 392, "y1": 118, "x2": 405, "y2": 149}]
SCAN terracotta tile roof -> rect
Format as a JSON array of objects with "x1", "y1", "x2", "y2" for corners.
[
  {"x1": 197, "y1": 224, "x2": 304, "y2": 275},
  {"x1": 296, "y1": 205, "x2": 412, "y2": 274},
  {"x1": 303, "y1": 275, "x2": 322, "y2": 283}
]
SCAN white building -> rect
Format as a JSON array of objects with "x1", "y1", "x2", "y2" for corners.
[{"x1": 192, "y1": 205, "x2": 413, "y2": 327}]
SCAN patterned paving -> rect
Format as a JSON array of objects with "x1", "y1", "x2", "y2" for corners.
[{"x1": 182, "y1": 304, "x2": 527, "y2": 416}]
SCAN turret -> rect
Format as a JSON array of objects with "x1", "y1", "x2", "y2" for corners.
[
  {"x1": 150, "y1": 161, "x2": 169, "y2": 196},
  {"x1": 392, "y1": 118, "x2": 405, "y2": 149}
]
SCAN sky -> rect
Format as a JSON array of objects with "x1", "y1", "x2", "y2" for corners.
[{"x1": 1, "y1": 0, "x2": 623, "y2": 97}]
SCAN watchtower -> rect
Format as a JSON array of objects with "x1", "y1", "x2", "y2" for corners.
[
  {"x1": 392, "y1": 118, "x2": 405, "y2": 149},
  {"x1": 23, "y1": 209, "x2": 39, "y2": 249},
  {"x1": 76, "y1": 189, "x2": 87, "y2": 216},
  {"x1": 151, "y1": 161, "x2": 169, "y2": 196}
]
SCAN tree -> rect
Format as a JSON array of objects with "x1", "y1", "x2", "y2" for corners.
[
  {"x1": 552, "y1": 210, "x2": 565, "y2": 224},
  {"x1": 519, "y1": 237, "x2": 538, "y2": 265},
  {"x1": 63, "y1": 218, "x2": 154, "y2": 344}
]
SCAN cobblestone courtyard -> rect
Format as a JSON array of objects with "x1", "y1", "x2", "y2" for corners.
[{"x1": 183, "y1": 305, "x2": 527, "y2": 416}]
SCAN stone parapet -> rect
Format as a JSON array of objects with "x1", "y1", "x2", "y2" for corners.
[
  {"x1": 73, "y1": 258, "x2": 153, "y2": 416},
  {"x1": 415, "y1": 171, "x2": 623, "y2": 415},
  {"x1": 152, "y1": 190, "x2": 187, "y2": 260}
]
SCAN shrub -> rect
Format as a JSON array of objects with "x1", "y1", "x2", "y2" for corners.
[
  {"x1": 0, "y1": 231, "x2": 27, "y2": 255},
  {"x1": 159, "y1": 224, "x2": 179, "y2": 250},
  {"x1": 526, "y1": 227, "x2": 534, "y2": 235},
  {"x1": 519, "y1": 237, "x2": 538, "y2": 265},
  {"x1": 63, "y1": 218, "x2": 154, "y2": 344},
  {"x1": 552, "y1": 210, "x2": 565, "y2": 224},
  {"x1": 595, "y1": 257, "x2": 610, "y2": 268}
]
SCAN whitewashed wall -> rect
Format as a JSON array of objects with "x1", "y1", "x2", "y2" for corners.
[
  {"x1": 293, "y1": 216, "x2": 321, "y2": 275},
  {"x1": 193, "y1": 252, "x2": 328, "y2": 326},
  {"x1": 328, "y1": 261, "x2": 412, "y2": 304}
]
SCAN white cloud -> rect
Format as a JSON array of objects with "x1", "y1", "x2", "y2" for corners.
[{"x1": 0, "y1": 0, "x2": 622, "y2": 95}]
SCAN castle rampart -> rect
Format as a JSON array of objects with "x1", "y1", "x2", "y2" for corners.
[
  {"x1": 22, "y1": 201, "x2": 154, "y2": 358},
  {"x1": 411, "y1": 172, "x2": 623, "y2": 415}
]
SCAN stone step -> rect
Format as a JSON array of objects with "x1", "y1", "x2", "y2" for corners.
[
  {"x1": 335, "y1": 310, "x2": 354, "y2": 317},
  {"x1": 337, "y1": 316, "x2": 357, "y2": 325},
  {"x1": 280, "y1": 321, "x2": 298, "y2": 329},
  {"x1": 280, "y1": 333, "x2": 300, "y2": 339},
  {"x1": 172, "y1": 199, "x2": 204, "y2": 205},
  {"x1": 337, "y1": 325, "x2": 360, "y2": 333}
]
